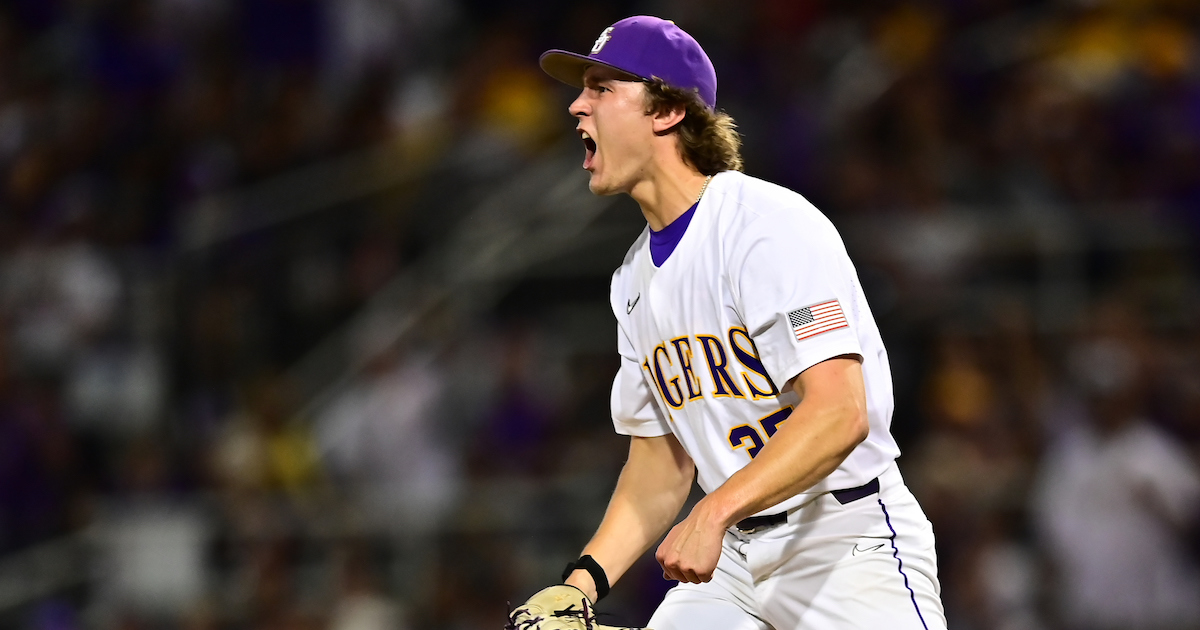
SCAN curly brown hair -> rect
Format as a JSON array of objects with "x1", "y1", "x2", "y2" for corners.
[{"x1": 642, "y1": 78, "x2": 743, "y2": 175}]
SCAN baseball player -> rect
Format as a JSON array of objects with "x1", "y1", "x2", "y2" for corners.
[{"x1": 507, "y1": 16, "x2": 946, "y2": 630}]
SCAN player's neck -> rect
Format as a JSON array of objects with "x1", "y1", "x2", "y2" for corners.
[{"x1": 630, "y1": 161, "x2": 710, "y2": 232}]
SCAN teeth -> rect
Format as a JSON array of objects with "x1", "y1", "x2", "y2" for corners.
[{"x1": 581, "y1": 132, "x2": 592, "y2": 140}]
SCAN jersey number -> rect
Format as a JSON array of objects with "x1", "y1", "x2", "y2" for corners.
[{"x1": 727, "y1": 406, "x2": 793, "y2": 459}]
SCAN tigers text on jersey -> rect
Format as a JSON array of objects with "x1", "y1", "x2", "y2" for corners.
[{"x1": 609, "y1": 171, "x2": 900, "y2": 517}]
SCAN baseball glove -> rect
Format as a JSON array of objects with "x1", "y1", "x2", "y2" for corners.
[{"x1": 505, "y1": 584, "x2": 649, "y2": 630}]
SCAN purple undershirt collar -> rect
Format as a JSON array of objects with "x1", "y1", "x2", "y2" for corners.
[{"x1": 649, "y1": 201, "x2": 698, "y2": 267}]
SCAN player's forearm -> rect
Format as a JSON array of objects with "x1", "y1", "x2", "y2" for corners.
[
  {"x1": 697, "y1": 361, "x2": 869, "y2": 529},
  {"x1": 567, "y1": 435, "x2": 694, "y2": 598},
  {"x1": 705, "y1": 397, "x2": 866, "y2": 525}
]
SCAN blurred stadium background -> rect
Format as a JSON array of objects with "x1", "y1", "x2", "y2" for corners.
[{"x1": 1, "y1": 0, "x2": 1199, "y2": 628}]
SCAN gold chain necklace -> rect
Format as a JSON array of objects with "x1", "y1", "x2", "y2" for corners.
[{"x1": 696, "y1": 175, "x2": 713, "y2": 205}]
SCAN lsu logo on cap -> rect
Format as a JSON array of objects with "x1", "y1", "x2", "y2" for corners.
[{"x1": 591, "y1": 27, "x2": 614, "y2": 54}]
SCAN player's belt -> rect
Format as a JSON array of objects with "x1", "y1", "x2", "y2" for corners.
[{"x1": 734, "y1": 478, "x2": 881, "y2": 534}]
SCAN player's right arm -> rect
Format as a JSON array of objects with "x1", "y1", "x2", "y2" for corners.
[
  {"x1": 571, "y1": 260, "x2": 689, "y2": 601},
  {"x1": 566, "y1": 432, "x2": 695, "y2": 602}
]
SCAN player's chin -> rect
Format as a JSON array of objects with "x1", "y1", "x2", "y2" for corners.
[
  {"x1": 586, "y1": 172, "x2": 620, "y2": 196},
  {"x1": 586, "y1": 174, "x2": 608, "y2": 195}
]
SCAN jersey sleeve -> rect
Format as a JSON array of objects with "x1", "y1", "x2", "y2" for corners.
[
  {"x1": 731, "y1": 207, "x2": 864, "y2": 390},
  {"x1": 610, "y1": 319, "x2": 672, "y2": 436}
]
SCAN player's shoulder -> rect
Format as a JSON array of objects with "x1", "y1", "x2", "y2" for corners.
[
  {"x1": 708, "y1": 171, "x2": 840, "y2": 244},
  {"x1": 616, "y1": 226, "x2": 651, "y2": 269},
  {"x1": 609, "y1": 227, "x2": 650, "y2": 306},
  {"x1": 711, "y1": 170, "x2": 805, "y2": 206}
]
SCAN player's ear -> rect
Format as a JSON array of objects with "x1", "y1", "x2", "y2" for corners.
[{"x1": 651, "y1": 104, "x2": 686, "y2": 134}]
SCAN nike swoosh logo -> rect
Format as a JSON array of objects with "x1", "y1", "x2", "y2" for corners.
[
  {"x1": 626, "y1": 294, "x2": 640, "y2": 314},
  {"x1": 852, "y1": 543, "x2": 886, "y2": 556}
]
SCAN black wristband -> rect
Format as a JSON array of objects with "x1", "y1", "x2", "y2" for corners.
[{"x1": 562, "y1": 554, "x2": 610, "y2": 602}]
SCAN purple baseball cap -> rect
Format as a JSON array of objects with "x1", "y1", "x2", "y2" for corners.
[{"x1": 540, "y1": 16, "x2": 717, "y2": 110}]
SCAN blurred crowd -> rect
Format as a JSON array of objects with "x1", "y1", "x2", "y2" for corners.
[{"x1": 1, "y1": 0, "x2": 1199, "y2": 629}]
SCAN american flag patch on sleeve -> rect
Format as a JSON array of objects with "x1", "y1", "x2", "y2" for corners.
[{"x1": 787, "y1": 299, "x2": 849, "y2": 341}]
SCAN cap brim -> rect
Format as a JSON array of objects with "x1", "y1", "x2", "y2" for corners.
[{"x1": 539, "y1": 50, "x2": 642, "y2": 89}]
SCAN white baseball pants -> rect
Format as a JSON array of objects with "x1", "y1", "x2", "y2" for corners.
[{"x1": 647, "y1": 462, "x2": 946, "y2": 630}]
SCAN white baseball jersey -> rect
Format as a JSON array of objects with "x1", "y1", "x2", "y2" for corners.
[{"x1": 609, "y1": 171, "x2": 900, "y2": 516}]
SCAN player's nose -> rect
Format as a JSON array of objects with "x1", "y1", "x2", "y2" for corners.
[{"x1": 569, "y1": 90, "x2": 590, "y2": 117}]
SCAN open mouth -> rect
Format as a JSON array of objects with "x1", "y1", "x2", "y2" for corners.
[{"x1": 581, "y1": 131, "x2": 597, "y2": 169}]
